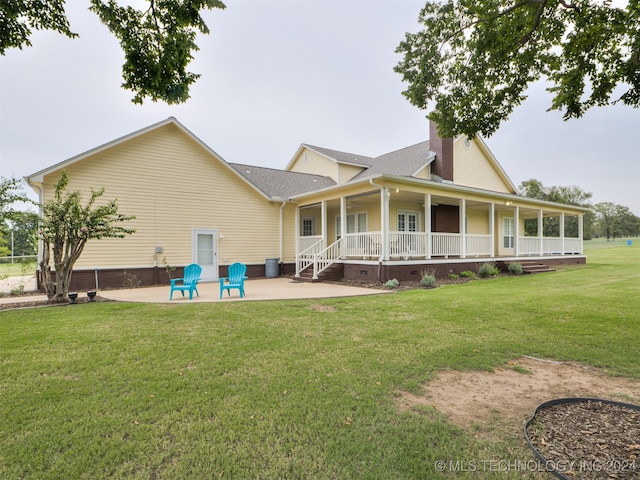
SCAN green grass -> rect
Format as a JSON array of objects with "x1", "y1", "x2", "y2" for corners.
[
  {"x1": 1, "y1": 244, "x2": 639, "y2": 479},
  {"x1": 0, "y1": 260, "x2": 37, "y2": 278}
]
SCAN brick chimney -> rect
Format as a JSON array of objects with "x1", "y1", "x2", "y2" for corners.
[{"x1": 429, "y1": 119, "x2": 453, "y2": 182}]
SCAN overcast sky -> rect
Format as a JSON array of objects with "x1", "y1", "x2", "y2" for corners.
[{"x1": 1, "y1": 0, "x2": 639, "y2": 214}]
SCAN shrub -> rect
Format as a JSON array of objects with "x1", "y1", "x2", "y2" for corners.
[
  {"x1": 478, "y1": 262, "x2": 499, "y2": 278},
  {"x1": 448, "y1": 273, "x2": 459, "y2": 280},
  {"x1": 122, "y1": 270, "x2": 141, "y2": 288},
  {"x1": 508, "y1": 262, "x2": 524, "y2": 275},
  {"x1": 383, "y1": 278, "x2": 399, "y2": 289},
  {"x1": 420, "y1": 269, "x2": 437, "y2": 288},
  {"x1": 460, "y1": 270, "x2": 476, "y2": 278}
]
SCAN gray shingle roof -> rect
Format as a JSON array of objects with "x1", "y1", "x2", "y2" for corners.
[
  {"x1": 231, "y1": 141, "x2": 433, "y2": 200},
  {"x1": 230, "y1": 163, "x2": 335, "y2": 199},
  {"x1": 350, "y1": 141, "x2": 433, "y2": 180},
  {"x1": 302, "y1": 144, "x2": 375, "y2": 167}
]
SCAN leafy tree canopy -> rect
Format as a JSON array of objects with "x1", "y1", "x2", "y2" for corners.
[
  {"x1": 395, "y1": 0, "x2": 640, "y2": 138},
  {"x1": 1, "y1": 0, "x2": 226, "y2": 104}
]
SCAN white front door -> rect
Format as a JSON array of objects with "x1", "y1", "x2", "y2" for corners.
[{"x1": 193, "y1": 229, "x2": 218, "y2": 280}]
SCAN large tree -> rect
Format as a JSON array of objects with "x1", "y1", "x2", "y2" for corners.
[
  {"x1": 594, "y1": 202, "x2": 640, "y2": 239},
  {"x1": 1, "y1": 0, "x2": 226, "y2": 104},
  {"x1": 40, "y1": 172, "x2": 135, "y2": 302},
  {"x1": 395, "y1": 0, "x2": 640, "y2": 138}
]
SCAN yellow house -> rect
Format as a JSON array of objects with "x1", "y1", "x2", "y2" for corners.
[{"x1": 26, "y1": 117, "x2": 587, "y2": 290}]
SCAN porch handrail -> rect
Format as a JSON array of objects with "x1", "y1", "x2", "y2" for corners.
[
  {"x1": 312, "y1": 238, "x2": 344, "y2": 279},
  {"x1": 296, "y1": 238, "x2": 324, "y2": 277}
]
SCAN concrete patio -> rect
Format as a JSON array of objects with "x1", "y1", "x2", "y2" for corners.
[{"x1": 0, "y1": 276, "x2": 389, "y2": 306}]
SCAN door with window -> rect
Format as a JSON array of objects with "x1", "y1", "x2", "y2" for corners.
[
  {"x1": 502, "y1": 217, "x2": 514, "y2": 253},
  {"x1": 396, "y1": 211, "x2": 419, "y2": 255},
  {"x1": 193, "y1": 229, "x2": 218, "y2": 280}
]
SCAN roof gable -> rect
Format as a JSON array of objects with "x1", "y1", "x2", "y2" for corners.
[
  {"x1": 452, "y1": 136, "x2": 517, "y2": 193},
  {"x1": 25, "y1": 117, "x2": 278, "y2": 201}
]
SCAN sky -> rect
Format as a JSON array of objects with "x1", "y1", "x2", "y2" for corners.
[{"x1": 1, "y1": 0, "x2": 639, "y2": 215}]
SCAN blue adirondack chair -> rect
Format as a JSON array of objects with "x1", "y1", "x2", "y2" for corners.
[
  {"x1": 219, "y1": 262, "x2": 248, "y2": 298},
  {"x1": 170, "y1": 263, "x2": 202, "y2": 300}
]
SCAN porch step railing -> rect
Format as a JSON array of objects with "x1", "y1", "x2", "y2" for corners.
[
  {"x1": 296, "y1": 238, "x2": 344, "y2": 280},
  {"x1": 296, "y1": 238, "x2": 324, "y2": 277}
]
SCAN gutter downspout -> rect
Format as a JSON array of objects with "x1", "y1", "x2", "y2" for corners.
[{"x1": 279, "y1": 201, "x2": 286, "y2": 271}]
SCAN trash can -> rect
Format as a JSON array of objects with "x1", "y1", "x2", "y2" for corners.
[
  {"x1": 265, "y1": 258, "x2": 279, "y2": 278},
  {"x1": 627, "y1": 240, "x2": 632, "y2": 246}
]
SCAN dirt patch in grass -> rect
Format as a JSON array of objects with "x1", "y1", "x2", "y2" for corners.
[
  {"x1": 397, "y1": 356, "x2": 640, "y2": 428},
  {"x1": 398, "y1": 357, "x2": 640, "y2": 477}
]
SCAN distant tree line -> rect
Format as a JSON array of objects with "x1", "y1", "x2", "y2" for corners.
[{"x1": 519, "y1": 179, "x2": 640, "y2": 240}]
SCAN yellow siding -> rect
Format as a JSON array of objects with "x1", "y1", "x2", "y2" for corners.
[
  {"x1": 288, "y1": 149, "x2": 338, "y2": 181},
  {"x1": 414, "y1": 164, "x2": 431, "y2": 180},
  {"x1": 466, "y1": 209, "x2": 490, "y2": 235},
  {"x1": 41, "y1": 123, "x2": 281, "y2": 271},
  {"x1": 281, "y1": 204, "x2": 298, "y2": 262},
  {"x1": 453, "y1": 139, "x2": 513, "y2": 193},
  {"x1": 288, "y1": 148, "x2": 365, "y2": 184},
  {"x1": 337, "y1": 163, "x2": 365, "y2": 183}
]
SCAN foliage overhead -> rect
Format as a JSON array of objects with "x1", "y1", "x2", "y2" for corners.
[
  {"x1": 39, "y1": 171, "x2": 135, "y2": 301},
  {"x1": 395, "y1": 0, "x2": 640, "y2": 139},
  {"x1": 0, "y1": 177, "x2": 31, "y2": 223},
  {"x1": 0, "y1": 0, "x2": 226, "y2": 104}
]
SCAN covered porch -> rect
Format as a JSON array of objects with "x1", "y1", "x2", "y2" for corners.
[{"x1": 294, "y1": 181, "x2": 585, "y2": 280}]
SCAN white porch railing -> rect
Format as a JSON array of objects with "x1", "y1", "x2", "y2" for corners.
[
  {"x1": 296, "y1": 237, "x2": 324, "y2": 276},
  {"x1": 298, "y1": 235, "x2": 322, "y2": 253},
  {"x1": 389, "y1": 231, "x2": 428, "y2": 257},
  {"x1": 296, "y1": 233, "x2": 582, "y2": 271},
  {"x1": 518, "y1": 236, "x2": 583, "y2": 255},
  {"x1": 342, "y1": 232, "x2": 382, "y2": 258},
  {"x1": 465, "y1": 234, "x2": 492, "y2": 257},
  {"x1": 431, "y1": 233, "x2": 461, "y2": 257},
  {"x1": 296, "y1": 238, "x2": 343, "y2": 280}
]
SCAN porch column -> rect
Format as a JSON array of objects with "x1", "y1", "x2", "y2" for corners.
[
  {"x1": 489, "y1": 203, "x2": 495, "y2": 257},
  {"x1": 514, "y1": 206, "x2": 519, "y2": 257},
  {"x1": 538, "y1": 209, "x2": 544, "y2": 256},
  {"x1": 340, "y1": 197, "x2": 347, "y2": 256},
  {"x1": 425, "y1": 194, "x2": 432, "y2": 259},
  {"x1": 381, "y1": 187, "x2": 390, "y2": 260},
  {"x1": 321, "y1": 200, "x2": 327, "y2": 247},
  {"x1": 578, "y1": 214, "x2": 584, "y2": 254},
  {"x1": 460, "y1": 198, "x2": 466, "y2": 258},
  {"x1": 560, "y1": 212, "x2": 565, "y2": 254}
]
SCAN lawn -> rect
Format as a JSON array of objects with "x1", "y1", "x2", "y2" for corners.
[{"x1": 1, "y1": 242, "x2": 638, "y2": 479}]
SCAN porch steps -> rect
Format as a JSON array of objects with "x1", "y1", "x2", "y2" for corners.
[
  {"x1": 519, "y1": 261, "x2": 556, "y2": 275},
  {"x1": 296, "y1": 263, "x2": 344, "y2": 283}
]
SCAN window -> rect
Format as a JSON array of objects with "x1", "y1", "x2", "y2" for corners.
[
  {"x1": 336, "y1": 212, "x2": 367, "y2": 238},
  {"x1": 302, "y1": 217, "x2": 316, "y2": 236},
  {"x1": 503, "y1": 217, "x2": 514, "y2": 248},
  {"x1": 397, "y1": 211, "x2": 419, "y2": 232}
]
